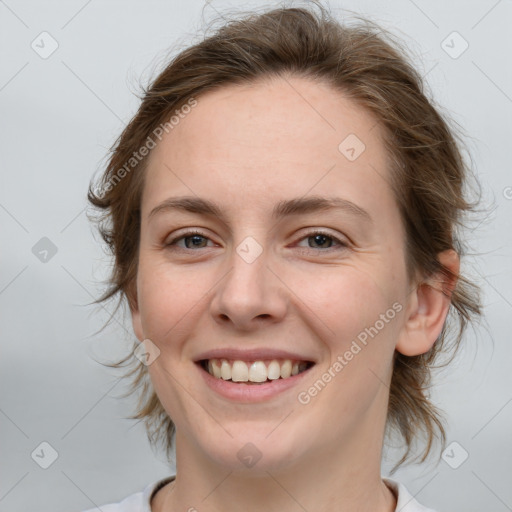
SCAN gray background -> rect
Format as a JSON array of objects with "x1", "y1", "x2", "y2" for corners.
[{"x1": 0, "y1": 1, "x2": 511, "y2": 511}]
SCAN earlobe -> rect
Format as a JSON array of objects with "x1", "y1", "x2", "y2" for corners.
[{"x1": 396, "y1": 249, "x2": 459, "y2": 357}]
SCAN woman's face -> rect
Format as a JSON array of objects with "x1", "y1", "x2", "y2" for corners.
[{"x1": 132, "y1": 76, "x2": 415, "y2": 472}]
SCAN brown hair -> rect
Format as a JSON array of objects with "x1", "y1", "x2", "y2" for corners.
[{"x1": 88, "y1": 2, "x2": 482, "y2": 474}]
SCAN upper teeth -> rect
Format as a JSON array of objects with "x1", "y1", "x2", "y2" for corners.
[{"x1": 206, "y1": 359, "x2": 309, "y2": 382}]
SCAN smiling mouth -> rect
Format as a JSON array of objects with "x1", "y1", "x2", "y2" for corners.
[{"x1": 199, "y1": 358, "x2": 315, "y2": 384}]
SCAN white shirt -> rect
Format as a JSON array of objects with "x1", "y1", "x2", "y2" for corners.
[{"x1": 82, "y1": 476, "x2": 439, "y2": 511}]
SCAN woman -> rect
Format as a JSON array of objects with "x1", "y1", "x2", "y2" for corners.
[{"x1": 85, "y1": 4, "x2": 481, "y2": 511}]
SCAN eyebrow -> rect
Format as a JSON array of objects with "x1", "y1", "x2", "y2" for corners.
[{"x1": 148, "y1": 195, "x2": 373, "y2": 224}]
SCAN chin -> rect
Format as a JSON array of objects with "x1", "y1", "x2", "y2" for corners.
[{"x1": 190, "y1": 421, "x2": 309, "y2": 474}]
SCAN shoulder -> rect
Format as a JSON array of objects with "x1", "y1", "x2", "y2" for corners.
[
  {"x1": 383, "y1": 477, "x2": 440, "y2": 512},
  {"x1": 81, "y1": 476, "x2": 175, "y2": 512}
]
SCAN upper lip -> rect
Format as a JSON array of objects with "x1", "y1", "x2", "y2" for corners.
[{"x1": 194, "y1": 348, "x2": 316, "y2": 363}]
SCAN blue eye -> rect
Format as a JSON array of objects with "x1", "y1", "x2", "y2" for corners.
[
  {"x1": 166, "y1": 230, "x2": 212, "y2": 249},
  {"x1": 165, "y1": 229, "x2": 348, "y2": 253},
  {"x1": 296, "y1": 231, "x2": 348, "y2": 251}
]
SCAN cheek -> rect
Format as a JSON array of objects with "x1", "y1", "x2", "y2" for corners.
[
  {"x1": 298, "y1": 268, "x2": 402, "y2": 422},
  {"x1": 136, "y1": 238, "x2": 406, "y2": 352},
  {"x1": 293, "y1": 262, "x2": 401, "y2": 341},
  {"x1": 136, "y1": 256, "x2": 202, "y2": 344},
  {"x1": 301, "y1": 267, "x2": 404, "y2": 411}
]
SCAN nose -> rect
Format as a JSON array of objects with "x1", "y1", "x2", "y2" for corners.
[{"x1": 209, "y1": 240, "x2": 288, "y2": 331}]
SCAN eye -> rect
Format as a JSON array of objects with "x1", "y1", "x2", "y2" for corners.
[
  {"x1": 165, "y1": 230, "x2": 214, "y2": 250},
  {"x1": 164, "y1": 229, "x2": 349, "y2": 253},
  {"x1": 295, "y1": 230, "x2": 348, "y2": 252}
]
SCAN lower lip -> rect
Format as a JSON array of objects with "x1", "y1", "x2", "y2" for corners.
[{"x1": 197, "y1": 363, "x2": 313, "y2": 403}]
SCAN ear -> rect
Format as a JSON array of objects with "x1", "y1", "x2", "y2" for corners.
[{"x1": 395, "y1": 249, "x2": 459, "y2": 357}]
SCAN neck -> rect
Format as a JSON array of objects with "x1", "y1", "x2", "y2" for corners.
[{"x1": 157, "y1": 419, "x2": 397, "y2": 512}]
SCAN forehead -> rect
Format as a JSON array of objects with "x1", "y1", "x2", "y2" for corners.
[{"x1": 142, "y1": 75, "x2": 395, "y2": 222}]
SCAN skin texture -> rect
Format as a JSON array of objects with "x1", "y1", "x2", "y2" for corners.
[{"x1": 131, "y1": 75, "x2": 459, "y2": 512}]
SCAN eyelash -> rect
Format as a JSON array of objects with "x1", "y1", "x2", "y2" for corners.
[{"x1": 165, "y1": 229, "x2": 349, "y2": 253}]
